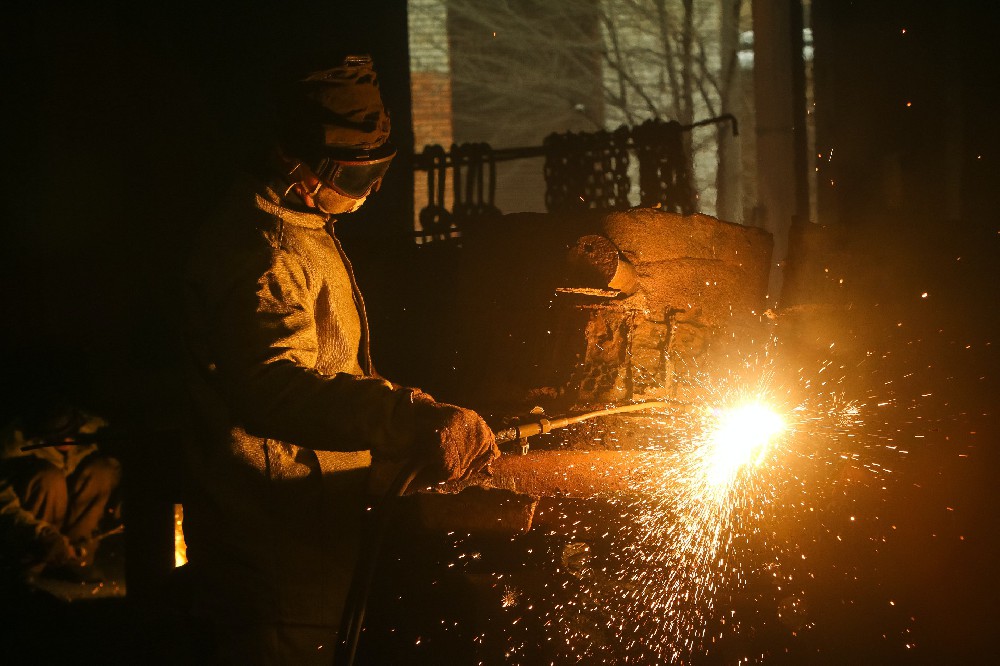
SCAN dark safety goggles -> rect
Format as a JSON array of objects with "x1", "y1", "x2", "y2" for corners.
[{"x1": 312, "y1": 144, "x2": 396, "y2": 198}]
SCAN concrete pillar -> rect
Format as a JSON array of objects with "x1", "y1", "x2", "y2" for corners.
[{"x1": 751, "y1": 0, "x2": 810, "y2": 305}]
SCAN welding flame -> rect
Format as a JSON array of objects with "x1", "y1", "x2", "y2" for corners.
[{"x1": 703, "y1": 402, "x2": 786, "y2": 488}]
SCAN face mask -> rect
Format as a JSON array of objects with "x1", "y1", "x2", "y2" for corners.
[{"x1": 313, "y1": 182, "x2": 365, "y2": 215}]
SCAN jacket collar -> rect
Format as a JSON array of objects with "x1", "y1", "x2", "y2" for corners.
[{"x1": 253, "y1": 181, "x2": 331, "y2": 230}]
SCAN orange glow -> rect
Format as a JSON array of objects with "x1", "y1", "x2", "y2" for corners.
[{"x1": 174, "y1": 504, "x2": 188, "y2": 567}]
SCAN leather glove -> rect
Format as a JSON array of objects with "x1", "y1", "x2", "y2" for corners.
[
  {"x1": 412, "y1": 401, "x2": 500, "y2": 483},
  {"x1": 31, "y1": 527, "x2": 78, "y2": 569}
]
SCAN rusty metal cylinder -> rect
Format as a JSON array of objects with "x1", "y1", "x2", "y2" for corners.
[{"x1": 566, "y1": 234, "x2": 639, "y2": 294}]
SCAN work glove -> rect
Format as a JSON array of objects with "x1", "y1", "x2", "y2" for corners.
[
  {"x1": 412, "y1": 401, "x2": 500, "y2": 483},
  {"x1": 30, "y1": 526, "x2": 78, "y2": 570}
]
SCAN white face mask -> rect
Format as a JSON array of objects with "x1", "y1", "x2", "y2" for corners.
[{"x1": 313, "y1": 182, "x2": 366, "y2": 215}]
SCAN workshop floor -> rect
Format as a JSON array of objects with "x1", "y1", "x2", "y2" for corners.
[{"x1": 0, "y1": 534, "x2": 139, "y2": 665}]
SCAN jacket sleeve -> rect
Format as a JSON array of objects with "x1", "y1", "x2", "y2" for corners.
[
  {"x1": 204, "y1": 243, "x2": 417, "y2": 459},
  {"x1": 0, "y1": 481, "x2": 50, "y2": 554}
]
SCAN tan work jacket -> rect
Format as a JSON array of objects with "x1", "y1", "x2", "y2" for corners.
[{"x1": 183, "y1": 176, "x2": 416, "y2": 627}]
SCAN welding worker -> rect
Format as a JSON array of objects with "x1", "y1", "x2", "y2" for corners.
[
  {"x1": 0, "y1": 402, "x2": 120, "y2": 582},
  {"x1": 182, "y1": 53, "x2": 499, "y2": 664}
]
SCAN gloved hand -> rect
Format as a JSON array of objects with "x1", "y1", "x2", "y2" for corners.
[
  {"x1": 412, "y1": 401, "x2": 500, "y2": 483},
  {"x1": 30, "y1": 527, "x2": 78, "y2": 570},
  {"x1": 72, "y1": 536, "x2": 98, "y2": 568}
]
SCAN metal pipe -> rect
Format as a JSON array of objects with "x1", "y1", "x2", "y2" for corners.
[{"x1": 494, "y1": 400, "x2": 683, "y2": 444}]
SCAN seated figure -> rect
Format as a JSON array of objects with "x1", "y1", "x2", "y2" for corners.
[{"x1": 0, "y1": 402, "x2": 121, "y2": 581}]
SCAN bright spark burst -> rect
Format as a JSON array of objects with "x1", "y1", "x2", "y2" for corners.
[
  {"x1": 530, "y1": 357, "x2": 868, "y2": 664},
  {"x1": 501, "y1": 585, "x2": 521, "y2": 608},
  {"x1": 605, "y1": 384, "x2": 801, "y2": 663},
  {"x1": 702, "y1": 402, "x2": 785, "y2": 489}
]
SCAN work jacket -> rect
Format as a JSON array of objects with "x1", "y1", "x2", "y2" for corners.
[
  {"x1": 182, "y1": 175, "x2": 417, "y2": 627},
  {"x1": 0, "y1": 413, "x2": 106, "y2": 557}
]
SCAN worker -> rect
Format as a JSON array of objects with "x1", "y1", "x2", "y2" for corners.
[
  {"x1": 0, "y1": 402, "x2": 121, "y2": 583},
  {"x1": 181, "y1": 53, "x2": 499, "y2": 663}
]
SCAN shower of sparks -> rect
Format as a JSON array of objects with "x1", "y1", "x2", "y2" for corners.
[
  {"x1": 602, "y1": 380, "x2": 807, "y2": 663},
  {"x1": 525, "y1": 354, "x2": 871, "y2": 665}
]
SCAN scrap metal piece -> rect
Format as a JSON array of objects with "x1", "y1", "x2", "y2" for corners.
[{"x1": 414, "y1": 486, "x2": 538, "y2": 536}]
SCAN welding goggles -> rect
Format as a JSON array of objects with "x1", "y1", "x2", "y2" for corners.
[{"x1": 311, "y1": 142, "x2": 396, "y2": 198}]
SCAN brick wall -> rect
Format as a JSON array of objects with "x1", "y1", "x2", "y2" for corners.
[
  {"x1": 410, "y1": 70, "x2": 453, "y2": 149},
  {"x1": 408, "y1": 0, "x2": 454, "y2": 235}
]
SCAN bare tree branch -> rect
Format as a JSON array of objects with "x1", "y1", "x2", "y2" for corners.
[
  {"x1": 602, "y1": 11, "x2": 636, "y2": 125},
  {"x1": 694, "y1": 39, "x2": 720, "y2": 117},
  {"x1": 652, "y1": 0, "x2": 684, "y2": 118}
]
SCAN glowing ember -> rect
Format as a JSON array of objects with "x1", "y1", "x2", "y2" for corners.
[{"x1": 501, "y1": 585, "x2": 521, "y2": 608}]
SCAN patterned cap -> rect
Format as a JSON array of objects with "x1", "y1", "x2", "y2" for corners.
[{"x1": 279, "y1": 54, "x2": 391, "y2": 159}]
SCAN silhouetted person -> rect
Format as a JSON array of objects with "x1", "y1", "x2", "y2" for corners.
[{"x1": 0, "y1": 402, "x2": 120, "y2": 582}]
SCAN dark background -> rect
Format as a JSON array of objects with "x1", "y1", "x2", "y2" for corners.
[
  {"x1": 2, "y1": 0, "x2": 998, "y2": 419},
  {"x1": 0, "y1": 0, "x2": 418, "y2": 428},
  {"x1": 1, "y1": 1, "x2": 999, "y2": 663}
]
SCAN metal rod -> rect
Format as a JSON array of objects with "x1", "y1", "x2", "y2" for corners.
[
  {"x1": 408, "y1": 114, "x2": 738, "y2": 171},
  {"x1": 19, "y1": 432, "x2": 104, "y2": 452},
  {"x1": 93, "y1": 523, "x2": 125, "y2": 542},
  {"x1": 495, "y1": 399, "x2": 686, "y2": 444}
]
